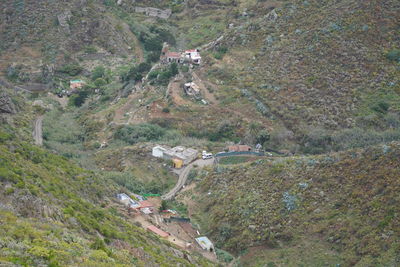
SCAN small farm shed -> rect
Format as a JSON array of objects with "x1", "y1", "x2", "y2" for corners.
[
  {"x1": 172, "y1": 158, "x2": 183, "y2": 169},
  {"x1": 152, "y1": 145, "x2": 167, "y2": 158},
  {"x1": 70, "y1": 79, "x2": 85, "y2": 90},
  {"x1": 147, "y1": 225, "x2": 170, "y2": 238},
  {"x1": 228, "y1": 145, "x2": 252, "y2": 152}
]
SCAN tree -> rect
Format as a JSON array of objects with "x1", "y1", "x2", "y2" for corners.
[
  {"x1": 137, "y1": 62, "x2": 151, "y2": 73},
  {"x1": 91, "y1": 66, "x2": 105, "y2": 80},
  {"x1": 256, "y1": 130, "x2": 270, "y2": 145},
  {"x1": 247, "y1": 122, "x2": 262, "y2": 144},
  {"x1": 170, "y1": 63, "x2": 178, "y2": 76},
  {"x1": 159, "y1": 200, "x2": 168, "y2": 212}
]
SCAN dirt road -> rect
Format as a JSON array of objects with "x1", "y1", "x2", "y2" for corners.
[
  {"x1": 191, "y1": 71, "x2": 218, "y2": 104},
  {"x1": 162, "y1": 158, "x2": 214, "y2": 200},
  {"x1": 33, "y1": 116, "x2": 43, "y2": 146}
]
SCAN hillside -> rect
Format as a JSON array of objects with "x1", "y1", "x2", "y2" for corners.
[
  {"x1": 191, "y1": 143, "x2": 400, "y2": 266},
  {"x1": 0, "y1": 0, "x2": 399, "y2": 266},
  {"x1": 198, "y1": 0, "x2": 400, "y2": 153},
  {"x1": 0, "y1": 90, "x2": 214, "y2": 266}
]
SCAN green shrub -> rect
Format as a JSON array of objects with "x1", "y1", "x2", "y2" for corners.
[
  {"x1": 216, "y1": 248, "x2": 234, "y2": 263},
  {"x1": 385, "y1": 49, "x2": 400, "y2": 62},
  {"x1": 0, "y1": 130, "x2": 13, "y2": 142},
  {"x1": 91, "y1": 66, "x2": 105, "y2": 80},
  {"x1": 57, "y1": 64, "x2": 83, "y2": 76},
  {"x1": 5, "y1": 65, "x2": 22, "y2": 82},
  {"x1": 90, "y1": 237, "x2": 107, "y2": 251},
  {"x1": 180, "y1": 65, "x2": 189, "y2": 73},
  {"x1": 114, "y1": 123, "x2": 166, "y2": 144},
  {"x1": 151, "y1": 27, "x2": 176, "y2": 46},
  {"x1": 170, "y1": 63, "x2": 178, "y2": 76},
  {"x1": 187, "y1": 169, "x2": 198, "y2": 182},
  {"x1": 69, "y1": 90, "x2": 89, "y2": 107},
  {"x1": 148, "y1": 70, "x2": 160, "y2": 80},
  {"x1": 84, "y1": 46, "x2": 97, "y2": 54},
  {"x1": 94, "y1": 78, "x2": 107, "y2": 87},
  {"x1": 215, "y1": 248, "x2": 233, "y2": 262},
  {"x1": 146, "y1": 51, "x2": 161, "y2": 63},
  {"x1": 213, "y1": 46, "x2": 228, "y2": 60},
  {"x1": 372, "y1": 101, "x2": 390, "y2": 114},
  {"x1": 190, "y1": 121, "x2": 238, "y2": 142},
  {"x1": 121, "y1": 64, "x2": 149, "y2": 82},
  {"x1": 142, "y1": 35, "x2": 163, "y2": 52},
  {"x1": 137, "y1": 62, "x2": 151, "y2": 73}
]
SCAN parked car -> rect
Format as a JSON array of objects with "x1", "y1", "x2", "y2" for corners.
[{"x1": 202, "y1": 150, "x2": 213, "y2": 159}]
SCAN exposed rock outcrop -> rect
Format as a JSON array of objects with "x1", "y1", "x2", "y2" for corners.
[
  {"x1": 57, "y1": 10, "x2": 73, "y2": 34},
  {"x1": 0, "y1": 91, "x2": 16, "y2": 114}
]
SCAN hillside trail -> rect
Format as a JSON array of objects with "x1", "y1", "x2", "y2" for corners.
[
  {"x1": 167, "y1": 77, "x2": 191, "y2": 106},
  {"x1": 122, "y1": 22, "x2": 144, "y2": 63},
  {"x1": 47, "y1": 93, "x2": 68, "y2": 109},
  {"x1": 162, "y1": 158, "x2": 214, "y2": 200},
  {"x1": 33, "y1": 116, "x2": 43, "y2": 146},
  {"x1": 191, "y1": 71, "x2": 218, "y2": 105}
]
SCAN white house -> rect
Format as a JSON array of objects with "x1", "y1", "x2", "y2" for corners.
[
  {"x1": 152, "y1": 145, "x2": 167, "y2": 158},
  {"x1": 163, "y1": 146, "x2": 198, "y2": 165},
  {"x1": 195, "y1": 236, "x2": 214, "y2": 252},
  {"x1": 184, "y1": 49, "x2": 201, "y2": 65},
  {"x1": 117, "y1": 193, "x2": 140, "y2": 209}
]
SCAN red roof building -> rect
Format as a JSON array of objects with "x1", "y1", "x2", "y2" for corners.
[
  {"x1": 228, "y1": 145, "x2": 252, "y2": 152},
  {"x1": 139, "y1": 200, "x2": 154, "y2": 209},
  {"x1": 147, "y1": 225, "x2": 169, "y2": 238}
]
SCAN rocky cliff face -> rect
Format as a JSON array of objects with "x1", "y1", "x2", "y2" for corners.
[{"x1": 0, "y1": 90, "x2": 16, "y2": 114}]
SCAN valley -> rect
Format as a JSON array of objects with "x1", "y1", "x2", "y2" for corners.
[{"x1": 0, "y1": 0, "x2": 399, "y2": 266}]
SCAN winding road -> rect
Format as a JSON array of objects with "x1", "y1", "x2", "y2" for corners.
[
  {"x1": 33, "y1": 116, "x2": 43, "y2": 146},
  {"x1": 162, "y1": 158, "x2": 214, "y2": 200}
]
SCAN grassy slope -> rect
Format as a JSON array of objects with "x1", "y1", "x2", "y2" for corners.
[
  {"x1": 0, "y1": 131, "x2": 215, "y2": 266},
  {"x1": 0, "y1": 91, "x2": 213, "y2": 266},
  {"x1": 193, "y1": 143, "x2": 400, "y2": 266},
  {"x1": 200, "y1": 0, "x2": 400, "y2": 152}
]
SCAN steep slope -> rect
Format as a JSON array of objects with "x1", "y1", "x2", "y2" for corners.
[
  {"x1": 192, "y1": 143, "x2": 400, "y2": 266},
  {"x1": 0, "y1": 0, "x2": 139, "y2": 84},
  {"x1": 201, "y1": 0, "x2": 400, "y2": 153},
  {"x1": 0, "y1": 91, "x2": 213, "y2": 266}
]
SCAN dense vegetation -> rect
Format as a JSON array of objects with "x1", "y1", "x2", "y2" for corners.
[
  {"x1": 0, "y1": 122, "x2": 212, "y2": 266},
  {"x1": 193, "y1": 143, "x2": 400, "y2": 266},
  {"x1": 1, "y1": 0, "x2": 399, "y2": 265}
]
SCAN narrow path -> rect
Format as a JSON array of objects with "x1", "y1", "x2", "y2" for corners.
[
  {"x1": 162, "y1": 158, "x2": 214, "y2": 200},
  {"x1": 191, "y1": 71, "x2": 218, "y2": 104},
  {"x1": 33, "y1": 116, "x2": 43, "y2": 146}
]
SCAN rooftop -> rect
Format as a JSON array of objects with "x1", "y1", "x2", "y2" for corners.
[
  {"x1": 139, "y1": 200, "x2": 154, "y2": 208},
  {"x1": 165, "y1": 52, "x2": 182, "y2": 58},
  {"x1": 147, "y1": 225, "x2": 169, "y2": 238},
  {"x1": 195, "y1": 236, "x2": 213, "y2": 250}
]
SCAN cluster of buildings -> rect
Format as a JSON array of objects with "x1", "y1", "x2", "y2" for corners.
[
  {"x1": 152, "y1": 145, "x2": 198, "y2": 168},
  {"x1": 116, "y1": 193, "x2": 155, "y2": 214},
  {"x1": 160, "y1": 43, "x2": 202, "y2": 65},
  {"x1": 116, "y1": 193, "x2": 215, "y2": 254}
]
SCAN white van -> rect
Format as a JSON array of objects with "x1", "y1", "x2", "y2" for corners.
[{"x1": 202, "y1": 151, "x2": 213, "y2": 159}]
